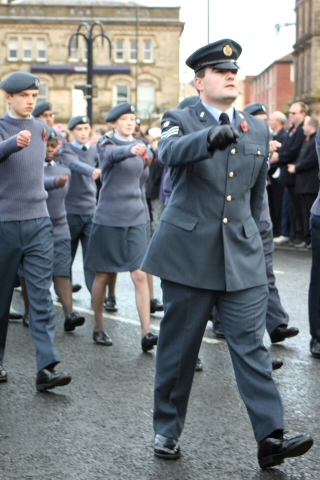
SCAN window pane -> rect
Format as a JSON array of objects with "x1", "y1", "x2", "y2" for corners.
[
  {"x1": 115, "y1": 84, "x2": 130, "y2": 104},
  {"x1": 137, "y1": 83, "x2": 155, "y2": 119},
  {"x1": 130, "y1": 39, "x2": 137, "y2": 61},
  {"x1": 23, "y1": 38, "x2": 32, "y2": 60},
  {"x1": 115, "y1": 39, "x2": 124, "y2": 61},
  {"x1": 8, "y1": 38, "x2": 18, "y2": 60},
  {"x1": 38, "y1": 83, "x2": 48, "y2": 102},
  {"x1": 143, "y1": 39, "x2": 154, "y2": 62},
  {"x1": 37, "y1": 39, "x2": 47, "y2": 60},
  {"x1": 69, "y1": 37, "x2": 79, "y2": 60}
]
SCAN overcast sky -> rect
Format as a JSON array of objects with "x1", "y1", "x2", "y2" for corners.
[{"x1": 140, "y1": 0, "x2": 296, "y2": 81}]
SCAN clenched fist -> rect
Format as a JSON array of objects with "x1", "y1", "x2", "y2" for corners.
[
  {"x1": 207, "y1": 125, "x2": 240, "y2": 152},
  {"x1": 17, "y1": 130, "x2": 31, "y2": 148}
]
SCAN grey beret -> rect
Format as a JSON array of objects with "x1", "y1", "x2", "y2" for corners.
[
  {"x1": 0, "y1": 72, "x2": 40, "y2": 93},
  {"x1": 243, "y1": 103, "x2": 267, "y2": 116},
  {"x1": 67, "y1": 115, "x2": 90, "y2": 130},
  {"x1": 47, "y1": 128, "x2": 58, "y2": 141},
  {"x1": 177, "y1": 95, "x2": 199, "y2": 109},
  {"x1": 33, "y1": 101, "x2": 53, "y2": 117},
  {"x1": 106, "y1": 103, "x2": 136, "y2": 122}
]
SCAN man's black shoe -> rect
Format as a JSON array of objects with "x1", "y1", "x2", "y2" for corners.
[
  {"x1": 272, "y1": 359, "x2": 283, "y2": 371},
  {"x1": 36, "y1": 368, "x2": 72, "y2": 392},
  {"x1": 150, "y1": 298, "x2": 164, "y2": 313},
  {"x1": 310, "y1": 339, "x2": 320, "y2": 358},
  {"x1": 0, "y1": 365, "x2": 8, "y2": 382},
  {"x1": 195, "y1": 357, "x2": 203, "y2": 372},
  {"x1": 9, "y1": 310, "x2": 23, "y2": 320},
  {"x1": 22, "y1": 314, "x2": 29, "y2": 328},
  {"x1": 72, "y1": 283, "x2": 82, "y2": 293},
  {"x1": 212, "y1": 324, "x2": 225, "y2": 339},
  {"x1": 154, "y1": 434, "x2": 180, "y2": 460},
  {"x1": 93, "y1": 329, "x2": 113, "y2": 346},
  {"x1": 258, "y1": 433, "x2": 313, "y2": 469},
  {"x1": 64, "y1": 312, "x2": 85, "y2": 332},
  {"x1": 141, "y1": 332, "x2": 158, "y2": 352},
  {"x1": 105, "y1": 296, "x2": 118, "y2": 312},
  {"x1": 270, "y1": 325, "x2": 299, "y2": 344}
]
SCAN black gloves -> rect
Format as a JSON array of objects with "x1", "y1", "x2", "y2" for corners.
[{"x1": 207, "y1": 125, "x2": 240, "y2": 152}]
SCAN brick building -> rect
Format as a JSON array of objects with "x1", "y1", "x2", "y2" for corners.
[
  {"x1": 0, "y1": 0, "x2": 184, "y2": 126},
  {"x1": 244, "y1": 54, "x2": 294, "y2": 114}
]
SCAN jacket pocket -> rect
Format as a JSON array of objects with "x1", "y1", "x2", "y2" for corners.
[
  {"x1": 243, "y1": 216, "x2": 259, "y2": 238},
  {"x1": 242, "y1": 143, "x2": 266, "y2": 185},
  {"x1": 161, "y1": 206, "x2": 198, "y2": 231}
]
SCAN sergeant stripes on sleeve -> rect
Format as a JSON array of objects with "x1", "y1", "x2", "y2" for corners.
[{"x1": 161, "y1": 126, "x2": 180, "y2": 139}]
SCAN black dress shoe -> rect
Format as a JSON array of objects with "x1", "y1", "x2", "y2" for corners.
[
  {"x1": 154, "y1": 434, "x2": 180, "y2": 460},
  {"x1": 310, "y1": 338, "x2": 320, "y2": 358},
  {"x1": 195, "y1": 357, "x2": 203, "y2": 372},
  {"x1": 141, "y1": 332, "x2": 158, "y2": 352},
  {"x1": 93, "y1": 329, "x2": 113, "y2": 346},
  {"x1": 258, "y1": 433, "x2": 313, "y2": 469},
  {"x1": 150, "y1": 298, "x2": 164, "y2": 313},
  {"x1": 0, "y1": 365, "x2": 8, "y2": 383},
  {"x1": 22, "y1": 314, "x2": 29, "y2": 328},
  {"x1": 272, "y1": 359, "x2": 283, "y2": 371},
  {"x1": 72, "y1": 283, "x2": 82, "y2": 293},
  {"x1": 270, "y1": 325, "x2": 299, "y2": 344},
  {"x1": 105, "y1": 296, "x2": 118, "y2": 312},
  {"x1": 212, "y1": 324, "x2": 225, "y2": 339},
  {"x1": 64, "y1": 312, "x2": 85, "y2": 332},
  {"x1": 9, "y1": 310, "x2": 23, "y2": 320},
  {"x1": 36, "y1": 368, "x2": 72, "y2": 392}
]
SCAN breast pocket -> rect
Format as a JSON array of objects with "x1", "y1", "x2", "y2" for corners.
[{"x1": 242, "y1": 143, "x2": 266, "y2": 185}]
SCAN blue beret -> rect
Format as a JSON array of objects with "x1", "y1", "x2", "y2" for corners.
[
  {"x1": 243, "y1": 103, "x2": 267, "y2": 116},
  {"x1": 33, "y1": 101, "x2": 53, "y2": 117},
  {"x1": 186, "y1": 39, "x2": 242, "y2": 73},
  {"x1": 0, "y1": 72, "x2": 40, "y2": 93},
  {"x1": 47, "y1": 128, "x2": 58, "y2": 141},
  {"x1": 106, "y1": 102, "x2": 136, "y2": 122},
  {"x1": 177, "y1": 96, "x2": 199, "y2": 109},
  {"x1": 67, "y1": 115, "x2": 90, "y2": 130}
]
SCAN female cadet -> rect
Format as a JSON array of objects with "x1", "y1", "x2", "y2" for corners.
[{"x1": 85, "y1": 103, "x2": 158, "y2": 352}]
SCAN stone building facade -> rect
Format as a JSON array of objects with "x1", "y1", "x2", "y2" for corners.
[
  {"x1": 0, "y1": 0, "x2": 184, "y2": 126},
  {"x1": 294, "y1": 0, "x2": 320, "y2": 115}
]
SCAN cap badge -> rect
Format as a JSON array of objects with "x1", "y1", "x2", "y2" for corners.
[
  {"x1": 130, "y1": 105, "x2": 135, "y2": 112},
  {"x1": 82, "y1": 116, "x2": 88, "y2": 123},
  {"x1": 35, "y1": 79, "x2": 40, "y2": 87},
  {"x1": 223, "y1": 44, "x2": 233, "y2": 57}
]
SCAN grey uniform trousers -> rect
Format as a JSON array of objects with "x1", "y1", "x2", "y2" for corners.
[
  {"x1": 154, "y1": 280, "x2": 284, "y2": 444},
  {"x1": 0, "y1": 218, "x2": 60, "y2": 371}
]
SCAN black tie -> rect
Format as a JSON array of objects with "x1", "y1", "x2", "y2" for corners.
[
  {"x1": 219, "y1": 113, "x2": 230, "y2": 125},
  {"x1": 82, "y1": 146, "x2": 87, "y2": 151}
]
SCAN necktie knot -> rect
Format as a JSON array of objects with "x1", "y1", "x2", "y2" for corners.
[
  {"x1": 219, "y1": 113, "x2": 230, "y2": 125},
  {"x1": 82, "y1": 145, "x2": 87, "y2": 151}
]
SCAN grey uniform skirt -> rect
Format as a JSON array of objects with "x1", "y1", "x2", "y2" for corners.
[{"x1": 85, "y1": 223, "x2": 148, "y2": 273}]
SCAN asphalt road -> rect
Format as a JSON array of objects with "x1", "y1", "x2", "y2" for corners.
[{"x1": 0, "y1": 246, "x2": 318, "y2": 480}]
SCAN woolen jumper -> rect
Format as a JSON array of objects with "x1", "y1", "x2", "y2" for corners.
[
  {"x1": 0, "y1": 113, "x2": 49, "y2": 221},
  {"x1": 59, "y1": 143, "x2": 97, "y2": 215},
  {"x1": 44, "y1": 159, "x2": 71, "y2": 240},
  {"x1": 94, "y1": 134, "x2": 149, "y2": 227}
]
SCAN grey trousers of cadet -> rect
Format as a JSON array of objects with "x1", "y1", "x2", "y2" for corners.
[
  {"x1": 0, "y1": 218, "x2": 60, "y2": 371},
  {"x1": 154, "y1": 280, "x2": 284, "y2": 444}
]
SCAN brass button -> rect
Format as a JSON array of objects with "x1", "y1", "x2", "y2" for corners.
[
  {"x1": 230, "y1": 148, "x2": 236, "y2": 154},
  {"x1": 223, "y1": 217, "x2": 228, "y2": 224},
  {"x1": 229, "y1": 171, "x2": 234, "y2": 178},
  {"x1": 226, "y1": 195, "x2": 232, "y2": 202}
]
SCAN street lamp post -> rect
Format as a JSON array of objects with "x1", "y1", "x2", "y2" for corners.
[{"x1": 68, "y1": 21, "x2": 112, "y2": 123}]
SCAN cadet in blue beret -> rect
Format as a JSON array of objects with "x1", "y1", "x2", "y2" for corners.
[
  {"x1": 0, "y1": 70, "x2": 72, "y2": 390},
  {"x1": 0, "y1": 71, "x2": 40, "y2": 93},
  {"x1": 33, "y1": 101, "x2": 54, "y2": 126},
  {"x1": 67, "y1": 115, "x2": 91, "y2": 131},
  {"x1": 105, "y1": 102, "x2": 136, "y2": 123}
]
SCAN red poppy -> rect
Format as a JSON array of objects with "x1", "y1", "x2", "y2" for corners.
[
  {"x1": 241, "y1": 121, "x2": 249, "y2": 133},
  {"x1": 42, "y1": 128, "x2": 48, "y2": 141}
]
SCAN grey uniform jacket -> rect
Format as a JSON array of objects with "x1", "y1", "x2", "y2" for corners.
[{"x1": 141, "y1": 101, "x2": 269, "y2": 292}]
